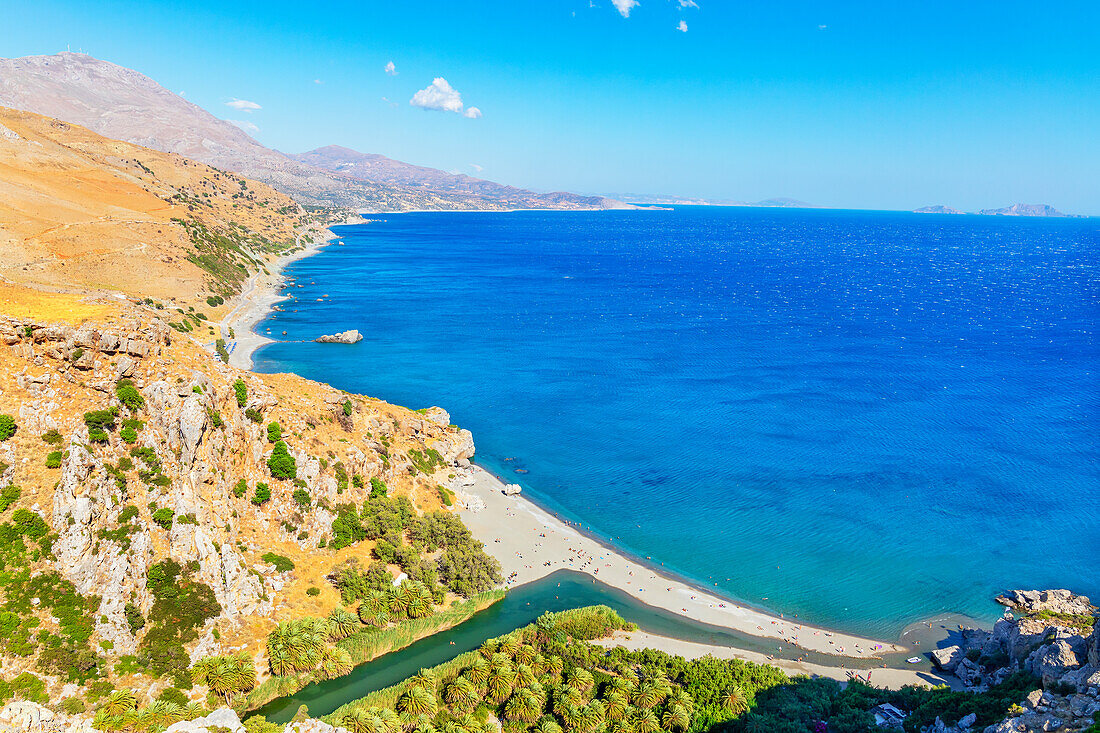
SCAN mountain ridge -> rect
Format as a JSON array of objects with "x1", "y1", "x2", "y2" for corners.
[{"x1": 0, "y1": 52, "x2": 622, "y2": 212}]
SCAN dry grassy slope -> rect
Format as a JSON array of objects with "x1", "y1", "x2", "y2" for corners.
[
  {"x1": 0, "y1": 106, "x2": 306, "y2": 308},
  {"x1": 0, "y1": 301, "x2": 475, "y2": 701}
]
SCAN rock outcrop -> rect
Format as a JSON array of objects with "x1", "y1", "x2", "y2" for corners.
[{"x1": 314, "y1": 329, "x2": 363, "y2": 344}]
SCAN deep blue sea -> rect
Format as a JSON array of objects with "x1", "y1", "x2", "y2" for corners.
[{"x1": 254, "y1": 207, "x2": 1099, "y2": 638}]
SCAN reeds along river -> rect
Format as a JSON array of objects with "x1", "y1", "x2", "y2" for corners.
[{"x1": 254, "y1": 206, "x2": 1100, "y2": 638}]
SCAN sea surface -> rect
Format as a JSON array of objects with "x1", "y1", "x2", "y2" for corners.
[{"x1": 254, "y1": 207, "x2": 1099, "y2": 638}]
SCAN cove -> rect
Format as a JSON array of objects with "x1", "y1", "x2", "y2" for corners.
[{"x1": 251, "y1": 571, "x2": 908, "y2": 724}]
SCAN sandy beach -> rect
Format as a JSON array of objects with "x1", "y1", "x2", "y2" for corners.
[
  {"x1": 456, "y1": 465, "x2": 905, "y2": 661},
  {"x1": 593, "y1": 630, "x2": 961, "y2": 690},
  {"x1": 220, "y1": 219, "x2": 353, "y2": 369}
]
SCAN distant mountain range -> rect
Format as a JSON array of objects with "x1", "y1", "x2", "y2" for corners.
[
  {"x1": 605, "y1": 193, "x2": 817, "y2": 208},
  {"x1": 914, "y1": 203, "x2": 1076, "y2": 217},
  {"x1": 0, "y1": 53, "x2": 624, "y2": 212}
]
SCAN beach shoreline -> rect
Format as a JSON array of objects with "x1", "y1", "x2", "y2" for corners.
[
  {"x1": 221, "y1": 217, "x2": 360, "y2": 369},
  {"x1": 454, "y1": 464, "x2": 911, "y2": 661}
]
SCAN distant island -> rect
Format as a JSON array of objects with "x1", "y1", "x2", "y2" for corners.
[
  {"x1": 914, "y1": 202, "x2": 1077, "y2": 217},
  {"x1": 914, "y1": 204, "x2": 964, "y2": 214},
  {"x1": 978, "y1": 203, "x2": 1071, "y2": 217}
]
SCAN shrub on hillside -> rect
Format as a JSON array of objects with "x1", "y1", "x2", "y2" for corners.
[
  {"x1": 0, "y1": 415, "x2": 17, "y2": 442},
  {"x1": 267, "y1": 422, "x2": 282, "y2": 443},
  {"x1": 115, "y1": 379, "x2": 145, "y2": 411},
  {"x1": 252, "y1": 483, "x2": 271, "y2": 506},
  {"x1": 233, "y1": 379, "x2": 248, "y2": 407},
  {"x1": 267, "y1": 441, "x2": 297, "y2": 479}
]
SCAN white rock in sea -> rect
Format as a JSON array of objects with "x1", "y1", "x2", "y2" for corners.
[
  {"x1": 502, "y1": 483, "x2": 522, "y2": 496},
  {"x1": 314, "y1": 329, "x2": 363, "y2": 344}
]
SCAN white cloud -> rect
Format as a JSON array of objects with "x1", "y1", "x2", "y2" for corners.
[
  {"x1": 470, "y1": 163, "x2": 483, "y2": 172},
  {"x1": 410, "y1": 78, "x2": 481, "y2": 118},
  {"x1": 228, "y1": 119, "x2": 259, "y2": 133},
  {"x1": 385, "y1": 61, "x2": 397, "y2": 76},
  {"x1": 677, "y1": 0, "x2": 699, "y2": 7},
  {"x1": 225, "y1": 98, "x2": 261, "y2": 113},
  {"x1": 676, "y1": 20, "x2": 688, "y2": 32},
  {"x1": 313, "y1": 79, "x2": 323, "y2": 85},
  {"x1": 612, "y1": 0, "x2": 638, "y2": 17},
  {"x1": 818, "y1": 24, "x2": 828, "y2": 30}
]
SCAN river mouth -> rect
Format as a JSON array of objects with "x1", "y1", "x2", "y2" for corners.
[{"x1": 250, "y1": 570, "x2": 932, "y2": 723}]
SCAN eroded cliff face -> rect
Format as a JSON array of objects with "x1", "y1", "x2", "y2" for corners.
[{"x1": 0, "y1": 305, "x2": 476, "y2": 705}]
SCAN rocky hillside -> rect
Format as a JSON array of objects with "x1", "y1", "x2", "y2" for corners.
[
  {"x1": 0, "y1": 298, "x2": 501, "y2": 726},
  {"x1": 927, "y1": 590, "x2": 1099, "y2": 732},
  {"x1": 0, "y1": 105, "x2": 319, "y2": 306},
  {"x1": 0, "y1": 53, "x2": 623, "y2": 213}
]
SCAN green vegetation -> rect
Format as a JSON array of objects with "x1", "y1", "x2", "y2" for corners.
[
  {"x1": 0, "y1": 415, "x2": 17, "y2": 441},
  {"x1": 137, "y1": 559, "x2": 222, "y2": 686},
  {"x1": 268, "y1": 441, "x2": 297, "y2": 479},
  {"x1": 293, "y1": 488, "x2": 312, "y2": 510},
  {"x1": 233, "y1": 479, "x2": 249, "y2": 498},
  {"x1": 408, "y1": 448, "x2": 445, "y2": 475},
  {"x1": 115, "y1": 379, "x2": 145, "y2": 411},
  {"x1": 192, "y1": 652, "x2": 257, "y2": 704},
  {"x1": 206, "y1": 295, "x2": 226, "y2": 307},
  {"x1": 261, "y1": 553, "x2": 295, "y2": 573},
  {"x1": 370, "y1": 477, "x2": 388, "y2": 499},
  {"x1": 84, "y1": 408, "x2": 119, "y2": 443},
  {"x1": 40, "y1": 429, "x2": 63, "y2": 445},
  {"x1": 0, "y1": 485, "x2": 21, "y2": 512},
  {"x1": 252, "y1": 483, "x2": 272, "y2": 506},
  {"x1": 267, "y1": 421, "x2": 283, "y2": 443},
  {"x1": 246, "y1": 407, "x2": 264, "y2": 423},
  {"x1": 343, "y1": 400, "x2": 354, "y2": 417},
  {"x1": 1027, "y1": 609, "x2": 1096, "y2": 633},
  {"x1": 152, "y1": 507, "x2": 175, "y2": 529},
  {"x1": 234, "y1": 378, "x2": 248, "y2": 407},
  {"x1": 216, "y1": 338, "x2": 230, "y2": 363}
]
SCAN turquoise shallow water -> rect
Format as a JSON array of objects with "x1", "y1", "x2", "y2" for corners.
[{"x1": 254, "y1": 206, "x2": 1099, "y2": 638}]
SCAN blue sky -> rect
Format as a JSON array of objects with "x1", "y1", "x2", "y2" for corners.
[{"x1": 5, "y1": 1, "x2": 1100, "y2": 213}]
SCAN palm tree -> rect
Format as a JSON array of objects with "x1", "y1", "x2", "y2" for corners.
[
  {"x1": 397, "y1": 686, "x2": 438, "y2": 718},
  {"x1": 100, "y1": 690, "x2": 137, "y2": 718},
  {"x1": 319, "y1": 645, "x2": 354, "y2": 679},
  {"x1": 545, "y1": 656, "x2": 565, "y2": 680},
  {"x1": 514, "y1": 644, "x2": 537, "y2": 667},
  {"x1": 146, "y1": 700, "x2": 183, "y2": 727},
  {"x1": 632, "y1": 682, "x2": 661, "y2": 710},
  {"x1": 409, "y1": 668, "x2": 437, "y2": 693},
  {"x1": 192, "y1": 652, "x2": 257, "y2": 703},
  {"x1": 534, "y1": 716, "x2": 564, "y2": 733},
  {"x1": 660, "y1": 705, "x2": 689, "y2": 732},
  {"x1": 445, "y1": 676, "x2": 480, "y2": 713},
  {"x1": 629, "y1": 709, "x2": 659, "y2": 733},
  {"x1": 554, "y1": 686, "x2": 583, "y2": 716},
  {"x1": 498, "y1": 637, "x2": 521, "y2": 659},
  {"x1": 486, "y1": 661, "x2": 516, "y2": 703},
  {"x1": 558, "y1": 703, "x2": 582, "y2": 732},
  {"x1": 665, "y1": 691, "x2": 693, "y2": 716},
  {"x1": 91, "y1": 710, "x2": 126, "y2": 732},
  {"x1": 604, "y1": 692, "x2": 628, "y2": 723},
  {"x1": 505, "y1": 689, "x2": 543, "y2": 724},
  {"x1": 566, "y1": 669, "x2": 594, "y2": 695},
  {"x1": 574, "y1": 701, "x2": 605, "y2": 733},
  {"x1": 329, "y1": 606, "x2": 360, "y2": 639},
  {"x1": 358, "y1": 604, "x2": 392, "y2": 628},
  {"x1": 341, "y1": 710, "x2": 374, "y2": 733},
  {"x1": 465, "y1": 656, "x2": 491, "y2": 686},
  {"x1": 267, "y1": 618, "x2": 325, "y2": 675},
  {"x1": 742, "y1": 713, "x2": 768, "y2": 733},
  {"x1": 479, "y1": 639, "x2": 499, "y2": 659},
  {"x1": 376, "y1": 707, "x2": 402, "y2": 733},
  {"x1": 721, "y1": 686, "x2": 747, "y2": 716},
  {"x1": 515, "y1": 663, "x2": 538, "y2": 689}
]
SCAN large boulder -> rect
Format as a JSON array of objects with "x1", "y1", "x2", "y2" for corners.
[
  {"x1": 930, "y1": 645, "x2": 963, "y2": 672},
  {"x1": 314, "y1": 329, "x2": 363, "y2": 344},
  {"x1": 996, "y1": 589, "x2": 1095, "y2": 617},
  {"x1": 165, "y1": 707, "x2": 244, "y2": 732},
  {"x1": 1030, "y1": 640, "x2": 1084, "y2": 685}
]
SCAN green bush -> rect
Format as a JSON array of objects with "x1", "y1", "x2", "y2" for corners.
[
  {"x1": 261, "y1": 552, "x2": 295, "y2": 573},
  {"x1": 45, "y1": 451, "x2": 63, "y2": 468},
  {"x1": 84, "y1": 409, "x2": 118, "y2": 443},
  {"x1": 233, "y1": 479, "x2": 248, "y2": 498},
  {"x1": 40, "y1": 429, "x2": 63, "y2": 445},
  {"x1": 369, "y1": 477, "x2": 388, "y2": 499},
  {"x1": 292, "y1": 488, "x2": 311, "y2": 510},
  {"x1": 267, "y1": 441, "x2": 297, "y2": 479},
  {"x1": 252, "y1": 483, "x2": 271, "y2": 506},
  {"x1": 115, "y1": 379, "x2": 145, "y2": 411},
  {"x1": 245, "y1": 407, "x2": 263, "y2": 424},
  {"x1": 0, "y1": 415, "x2": 16, "y2": 442},
  {"x1": 342, "y1": 400, "x2": 353, "y2": 416},
  {"x1": 152, "y1": 508, "x2": 175, "y2": 529},
  {"x1": 234, "y1": 379, "x2": 248, "y2": 407},
  {"x1": 120, "y1": 427, "x2": 138, "y2": 444},
  {"x1": 267, "y1": 422, "x2": 282, "y2": 443},
  {"x1": 0, "y1": 485, "x2": 21, "y2": 512},
  {"x1": 306, "y1": 586, "x2": 321, "y2": 596},
  {"x1": 59, "y1": 697, "x2": 86, "y2": 714}
]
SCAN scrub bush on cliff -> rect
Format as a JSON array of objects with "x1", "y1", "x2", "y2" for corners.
[{"x1": 267, "y1": 441, "x2": 297, "y2": 479}]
